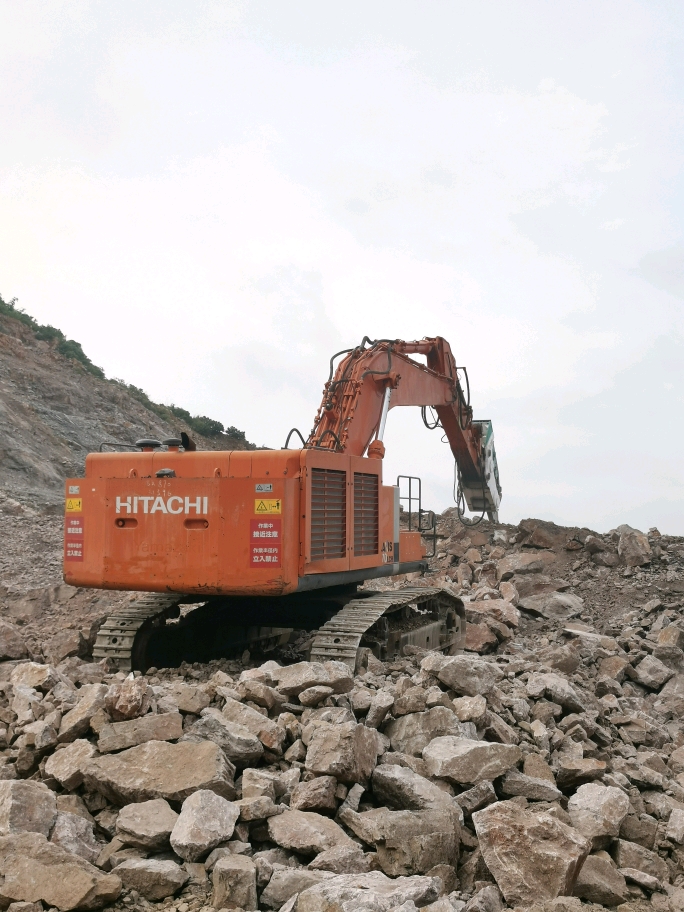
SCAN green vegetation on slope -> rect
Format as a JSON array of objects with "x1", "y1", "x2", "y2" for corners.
[{"x1": 0, "y1": 293, "x2": 250, "y2": 444}]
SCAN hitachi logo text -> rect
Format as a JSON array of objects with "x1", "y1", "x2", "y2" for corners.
[{"x1": 116, "y1": 496, "x2": 209, "y2": 515}]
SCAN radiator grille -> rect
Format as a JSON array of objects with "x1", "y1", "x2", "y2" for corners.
[
  {"x1": 311, "y1": 468, "x2": 346, "y2": 561},
  {"x1": 354, "y1": 472, "x2": 379, "y2": 556}
]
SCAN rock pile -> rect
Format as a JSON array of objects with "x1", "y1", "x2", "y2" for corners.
[{"x1": 1, "y1": 515, "x2": 684, "y2": 912}]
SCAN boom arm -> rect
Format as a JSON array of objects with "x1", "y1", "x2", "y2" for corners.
[{"x1": 306, "y1": 337, "x2": 502, "y2": 519}]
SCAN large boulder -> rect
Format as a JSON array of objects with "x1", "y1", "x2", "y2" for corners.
[
  {"x1": 472, "y1": 800, "x2": 590, "y2": 906},
  {"x1": 518, "y1": 592, "x2": 584, "y2": 620},
  {"x1": 112, "y1": 858, "x2": 188, "y2": 901},
  {"x1": 617, "y1": 526, "x2": 651, "y2": 566},
  {"x1": 634, "y1": 655, "x2": 674, "y2": 689},
  {"x1": 309, "y1": 845, "x2": 375, "y2": 874},
  {"x1": 0, "y1": 831, "x2": 121, "y2": 910},
  {"x1": 260, "y1": 866, "x2": 332, "y2": 909},
  {"x1": 573, "y1": 855, "x2": 629, "y2": 906},
  {"x1": 82, "y1": 739, "x2": 236, "y2": 804},
  {"x1": 384, "y1": 707, "x2": 464, "y2": 757},
  {"x1": 267, "y1": 809, "x2": 354, "y2": 856},
  {"x1": 211, "y1": 855, "x2": 258, "y2": 911},
  {"x1": 186, "y1": 707, "x2": 264, "y2": 766},
  {"x1": 58, "y1": 684, "x2": 108, "y2": 743},
  {"x1": 97, "y1": 712, "x2": 183, "y2": 753},
  {"x1": 104, "y1": 677, "x2": 153, "y2": 721},
  {"x1": 525, "y1": 673, "x2": 585, "y2": 712},
  {"x1": 567, "y1": 783, "x2": 630, "y2": 849},
  {"x1": 611, "y1": 838, "x2": 669, "y2": 883},
  {"x1": 0, "y1": 780, "x2": 57, "y2": 836},
  {"x1": 338, "y1": 807, "x2": 456, "y2": 876},
  {"x1": 10, "y1": 662, "x2": 62, "y2": 691},
  {"x1": 290, "y1": 775, "x2": 338, "y2": 813},
  {"x1": 496, "y1": 551, "x2": 556, "y2": 579},
  {"x1": 170, "y1": 789, "x2": 239, "y2": 861},
  {"x1": 221, "y1": 696, "x2": 286, "y2": 754},
  {"x1": 305, "y1": 721, "x2": 378, "y2": 785},
  {"x1": 49, "y1": 811, "x2": 100, "y2": 864},
  {"x1": 0, "y1": 620, "x2": 28, "y2": 660},
  {"x1": 371, "y1": 764, "x2": 458, "y2": 812},
  {"x1": 423, "y1": 738, "x2": 521, "y2": 785},
  {"x1": 115, "y1": 798, "x2": 179, "y2": 850},
  {"x1": 44, "y1": 739, "x2": 98, "y2": 791},
  {"x1": 555, "y1": 757, "x2": 606, "y2": 791},
  {"x1": 161, "y1": 682, "x2": 211, "y2": 714},
  {"x1": 433, "y1": 655, "x2": 504, "y2": 697},
  {"x1": 273, "y1": 661, "x2": 353, "y2": 697},
  {"x1": 294, "y1": 871, "x2": 440, "y2": 912}
]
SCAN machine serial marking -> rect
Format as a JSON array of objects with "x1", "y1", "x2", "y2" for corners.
[
  {"x1": 254, "y1": 499, "x2": 281, "y2": 514},
  {"x1": 116, "y1": 495, "x2": 209, "y2": 515}
]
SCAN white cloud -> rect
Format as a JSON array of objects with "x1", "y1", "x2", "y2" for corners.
[{"x1": 1, "y1": 1, "x2": 683, "y2": 532}]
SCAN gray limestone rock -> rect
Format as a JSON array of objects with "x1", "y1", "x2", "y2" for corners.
[
  {"x1": 294, "y1": 871, "x2": 440, "y2": 912},
  {"x1": 567, "y1": 783, "x2": 630, "y2": 849},
  {"x1": 49, "y1": 810, "x2": 100, "y2": 864},
  {"x1": 211, "y1": 854, "x2": 258, "y2": 911},
  {"x1": 617, "y1": 526, "x2": 652, "y2": 566},
  {"x1": 309, "y1": 844, "x2": 375, "y2": 874},
  {"x1": 115, "y1": 798, "x2": 179, "y2": 850},
  {"x1": 634, "y1": 654, "x2": 674, "y2": 689},
  {"x1": 290, "y1": 775, "x2": 338, "y2": 812},
  {"x1": 472, "y1": 800, "x2": 590, "y2": 907},
  {"x1": 371, "y1": 764, "x2": 459, "y2": 812},
  {"x1": 44, "y1": 739, "x2": 97, "y2": 791},
  {"x1": 104, "y1": 677, "x2": 153, "y2": 721},
  {"x1": 573, "y1": 855, "x2": 629, "y2": 906},
  {"x1": 267, "y1": 809, "x2": 354, "y2": 856},
  {"x1": 221, "y1": 696, "x2": 286, "y2": 754},
  {"x1": 58, "y1": 684, "x2": 108, "y2": 743},
  {"x1": 305, "y1": 721, "x2": 378, "y2": 785},
  {"x1": 260, "y1": 865, "x2": 332, "y2": 909},
  {"x1": 82, "y1": 739, "x2": 236, "y2": 804},
  {"x1": 0, "y1": 831, "x2": 121, "y2": 910},
  {"x1": 0, "y1": 780, "x2": 57, "y2": 837},
  {"x1": 422, "y1": 737, "x2": 521, "y2": 785},
  {"x1": 112, "y1": 858, "x2": 188, "y2": 901},
  {"x1": 186, "y1": 706, "x2": 264, "y2": 766},
  {"x1": 433, "y1": 655, "x2": 504, "y2": 697},
  {"x1": 170, "y1": 789, "x2": 240, "y2": 861},
  {"x1": 499, "y1": 769, "x2": 561, "y2": 802},
  {"x1": 384, "y1": 707, "x2": 464, "y2": 757},
  {"x1": 611, "y1": 838, "x2": 669, "y2": 884},
  {"x1": 97, "y1": 711, "x2": 182, "y2": 752}
]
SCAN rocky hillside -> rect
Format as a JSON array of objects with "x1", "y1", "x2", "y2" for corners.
[
  {"x1": 0, "y1": 301, "x2": 255, "y2": 601},
  {"x1": 1, "y1": 514, "x2": 683, "y2": 912}
]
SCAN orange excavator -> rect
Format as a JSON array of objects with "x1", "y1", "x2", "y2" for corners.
[{"x1": 63, "y1": 337, "x2": 501, "y2": 671}]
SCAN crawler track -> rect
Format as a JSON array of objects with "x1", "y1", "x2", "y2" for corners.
[
  {"x1": 309, "y1": 587, "x2": 464, "y2": 671},
  {"x1": 93, "y1": 586, "x2": 464, "y2": 673}
]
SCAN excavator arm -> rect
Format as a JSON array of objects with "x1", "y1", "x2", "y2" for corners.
[{"x1": 307, "y1": 336, "x2": 502, "y2": 521}]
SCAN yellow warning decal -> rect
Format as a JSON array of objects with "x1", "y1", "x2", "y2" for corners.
[
  {"x1": 255, "y1": 499, "x2": 281, "y2": 514},
  {"x1": 65, "y1": 498, "x2": 83, "y2": 513}
]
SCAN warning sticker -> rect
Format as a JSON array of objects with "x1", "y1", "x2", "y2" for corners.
[
  {"x1": 65, "y1": 498, "x2": 83, "y2": 513},
  {"x1": 254, "y1": 499, "x2": 281, "y2": 514},
  {"x1": 65, "y1": 516, "x2": 84, "y2": 561},
  {"x1": 250, "y1": 519, "x2": 281, "y2": 567}
]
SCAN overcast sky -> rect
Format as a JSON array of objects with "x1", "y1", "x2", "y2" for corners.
[{"x1": 2, "y1": 1, "x2": 683, "y2": 533}]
